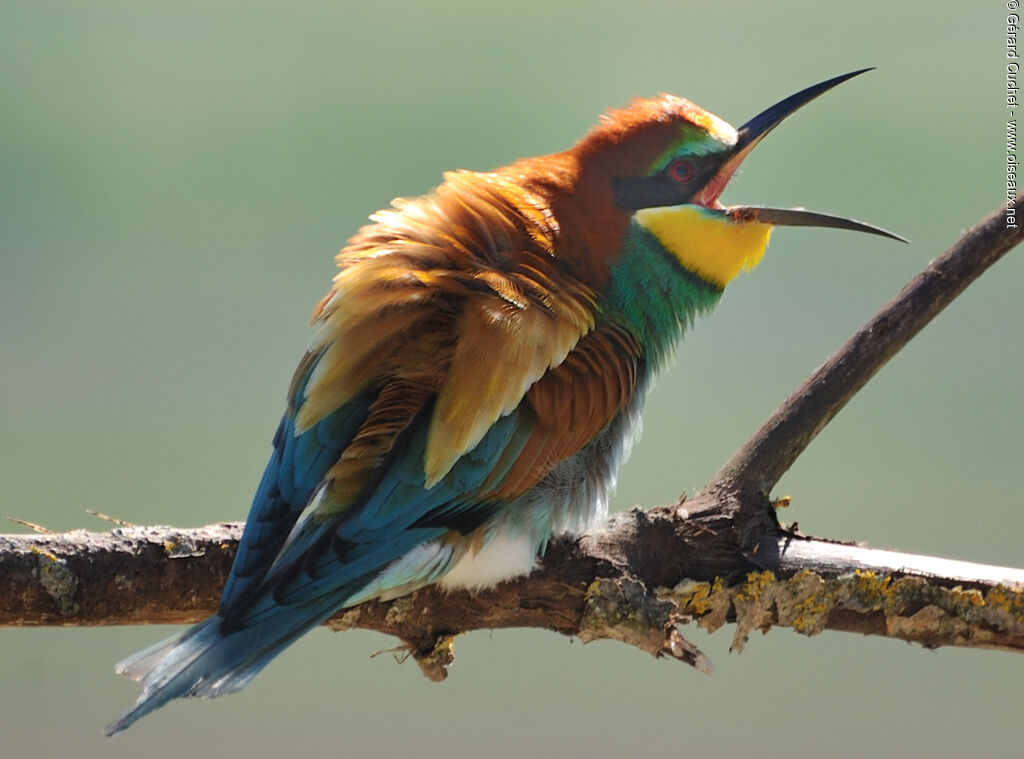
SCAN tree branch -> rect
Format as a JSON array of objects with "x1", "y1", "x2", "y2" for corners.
[
  {"x1": 2, "y1": 201, "x2": 1022, "y2": 675},
  {"x1": 708, "y1": 198, "x2": 1024, "y2": 496},
  {"x1": 3, "y1": 511, "x2": 1024, "y2": 667}
]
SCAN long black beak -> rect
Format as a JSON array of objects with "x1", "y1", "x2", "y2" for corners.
[
  {"x1": 709, "y1": 69, "x2": 906, "y2": 243},
  {"x1": 734, "y1": 68, "x2": 874, "y2": 158}
]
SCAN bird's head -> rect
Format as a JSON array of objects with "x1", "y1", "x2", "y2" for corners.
[{"x1": 570, "y1": 69, "x2": 904, "y2": 288}]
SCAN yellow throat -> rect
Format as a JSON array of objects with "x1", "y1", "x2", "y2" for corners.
[{"x1": 636, "y1": 205, "x2": 773, "y2": 288}]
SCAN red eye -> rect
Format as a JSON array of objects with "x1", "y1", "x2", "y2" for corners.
[{"x1": 667, "y1": 159, "x2": 695, "y2": 183}]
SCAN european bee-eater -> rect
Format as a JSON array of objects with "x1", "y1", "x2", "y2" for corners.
[{"x1": 107, "y1": 69, "x2": 901, "y2": 734}]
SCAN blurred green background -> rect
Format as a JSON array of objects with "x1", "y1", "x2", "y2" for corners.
[{"x1": 1, "y1": 1, "x2": 1020, "y2": 756}]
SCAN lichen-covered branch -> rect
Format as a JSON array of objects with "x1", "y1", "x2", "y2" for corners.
[
  {"x1": 0, "y1": 524, "x2": 239, "y2": 627},
  {"x1": 1, "y1": 202, "x2": 1022, "y2": 675},
  {"x1": 3, "y1": 503, "x2": 1024, "y2": 673}
]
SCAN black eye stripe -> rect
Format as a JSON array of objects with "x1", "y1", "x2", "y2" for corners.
[{"x1": 611, "y1": 157, "x2": 718, "y2": 210}]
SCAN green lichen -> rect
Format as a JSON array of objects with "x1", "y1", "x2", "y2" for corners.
[
  {"x1": 986, "y1": 584, "x2": 1024, "y2": 616},
  {"x1": 948, "y1": 586, "x2": 984, "y2": 608},
  {"x1": 849, "y1": 569, "x2": 894, "y2": 609},
  {"x1": 582, "y1": 578, "x2": 655, "y2": 634},
  {"x1": 779, "y1": 570, "x2": 834, "y2": 635},
  {"x1": 33, "y1": 547, "x2": 79, "y2": 617},
  {"x1": 580, "y1": 578, "x2": 687, "y2": 660}
]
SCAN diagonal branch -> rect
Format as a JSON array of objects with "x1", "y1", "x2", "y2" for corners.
[
  {"x1": 1, "y1": 202, "x2": 1022, "y2": 674},
  {"x1": 707, "y1": 198, "x2": 1024, "y2": 496}
]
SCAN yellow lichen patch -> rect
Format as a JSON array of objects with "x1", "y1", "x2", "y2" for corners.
[
  {"x1": 645, "y1": 568, "x2": 1023, "y2": 661},
  {"x1": 731, "y1": 571, "x2": 778, "y2": 652},
  {"x1": 792, "y1": 599, "x2": 832, "y2": 634},
  {"x1": 778, "y1": 570, "x2": 834, "y2": 636},
  {"x1": 670, "y1": 579, "x2": 714, "y2": 615},
  {"x1": 162, "y1": 536, "x2": 207, "y2": 558},
  {"x1": 699, "y1": 578, "x2": 732, "y2": 633},
  {"x1": 986, "y1": 584, "x2": 1024, "y2": 616},
  {"x1": 29, "y1": 545, "x2": 59, "y2": 563},
  {"x1": 735, "y1": 570, "x2": 776, "y2": 602},
  {"x1": 659, "y1": 577, "x2": 733, "y2": 633},
  {"x1": 948, "y1": 586, "x2": 985, "y2": 608},
  {"x1": 850, "y1": 570, "x2": 894, "y2": 609}
]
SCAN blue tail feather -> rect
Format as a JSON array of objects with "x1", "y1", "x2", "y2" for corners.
[
  {"x1": 220, "y1": 394, "x2": 371, "y2": 613},
  {"x1": 109, "y1": 388, "x2": 539, "y2": 733},
  {"x1": 106, "y1": 592, "x2": 362, "y2": 736}
]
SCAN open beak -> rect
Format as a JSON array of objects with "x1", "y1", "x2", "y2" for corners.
[{"x1": 701, "y1": 68, "x2": 907, "y2": 243}]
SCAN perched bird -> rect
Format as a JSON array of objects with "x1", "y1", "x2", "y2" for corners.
[{"x1": 107, "y1": 69, "x2": 902, "y2": 735}]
